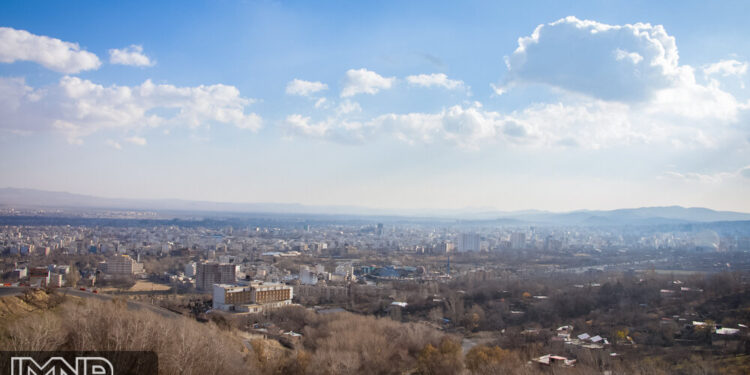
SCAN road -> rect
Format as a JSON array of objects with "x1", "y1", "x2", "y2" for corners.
[{"x1": 0, "y1": 287, "x2": 22, "y2": 297}]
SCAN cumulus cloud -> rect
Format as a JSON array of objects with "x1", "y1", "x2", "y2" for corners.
[
  {"x1": 285, "y1": 79, "x2": 328, "y2": 96},
  {"x1": 284, "y1": 114, "x2": 369, "y2": 143},
  {"x1": 335, "y1": 100, "x2": 361, "y2": 116},
  {"x1": 285, "y1": 103, "x2": 513, "y2": 149},
  {"x1": 498, "y1": 16, "x2": 692, "y2": 102},
  {"x1": 285, "y1": 114, "x2": 329, "y2": 138},
  {"x1": 406, "y1": 73, "x2": 464, "y2": 89},
  {"x1": 282, "y1": 87, "x2": 747, "y2": 151},
  {"x1": 0, "y1": 27, "x2": 101, "y2": 73},
  {"x1": 340, "y1": 68, "x2": 395, "y2": 97},
  {"x1": 108, "y1": 45, "x2": 154, "y2": 67},
  {"x1": 282, "y1": 17, "x2": 749, "y2": 152},
  {"x1": 372, "y1": 104, "x2": 505, "y2": 149},
  {"x1": 0, "y1": 76, "x2": 261, "y2": 143},
  {"x1": 703, "y1": 59, "x2": 748, "y2": 77}
]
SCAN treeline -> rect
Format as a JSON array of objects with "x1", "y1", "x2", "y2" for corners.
[
  {"x1": 3, "y1": 289, "x2": 747, "y2": 374},
  {"x1": 0, "y1": 292, "x2": 522, "y2": 375}
]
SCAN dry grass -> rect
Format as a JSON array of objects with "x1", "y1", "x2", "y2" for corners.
[{"x1": 99, "y1": 280, "x2": 172, "y2": 292}]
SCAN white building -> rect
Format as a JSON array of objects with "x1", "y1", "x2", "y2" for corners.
[
  {"x1": 510, "y1": 232, "x2": 526, "y2": 249},
  {"x1": 99, "y1": 254, "x2": 144, "y2": 278},
  {"x1": 457, "y1": 233, "x2": 481, "y2": 252}
]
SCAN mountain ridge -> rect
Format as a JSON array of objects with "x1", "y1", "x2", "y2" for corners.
[{"x1": 1, "y1": 187, "x2": 749, "y2": 224}]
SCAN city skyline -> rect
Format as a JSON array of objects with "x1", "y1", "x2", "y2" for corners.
[{"x1": 2, "y1": 1, "x2": 750, "y2": 212}]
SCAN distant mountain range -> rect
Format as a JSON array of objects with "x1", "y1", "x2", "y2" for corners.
[{"x1": 1, "y1": 187, "x2": 749, "y2": 225}]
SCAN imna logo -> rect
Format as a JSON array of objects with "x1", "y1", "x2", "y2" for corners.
[{"x1": 10, "y1": 356, "x2": 114, "y2": 375}]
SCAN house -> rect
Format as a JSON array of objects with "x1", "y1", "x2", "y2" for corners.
[{"x1": 532, "y1": 354, "x2": 576, "y2": 367}]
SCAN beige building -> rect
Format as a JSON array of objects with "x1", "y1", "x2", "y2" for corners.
[
  {"x1": 213, "y1": 282, "x2": 293, "y2": 313},
  {"x1": 100, "y1": 254, "x2": 144, "y2": 278}
]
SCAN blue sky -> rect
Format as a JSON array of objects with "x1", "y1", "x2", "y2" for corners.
[{"x1": 1, "y1": 0, "x2": 749, "y2": 212}]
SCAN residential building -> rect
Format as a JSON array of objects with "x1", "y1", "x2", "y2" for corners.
[
  {"x1": 196, "y1": 262, "x2": 236, "y2": 290},
  {"x1": 100, "y1": 254, "x2": 144, "y2": 278},
  {"x1": 212, "y1": 282, "x2": 293, "y2": 312},
  {"x1": 457, "y1": 233, "x2": 481, "y2": 252},
  {"x1": 510, "y1": 232, "x2": 526, "y2": 249}
]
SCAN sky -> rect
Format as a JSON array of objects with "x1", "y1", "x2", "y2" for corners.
[{"x1": 1, "y1": 0, "x2": 749, "y2": 212}]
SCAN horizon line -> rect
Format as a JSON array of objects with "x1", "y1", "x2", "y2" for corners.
[{"x1": 1, "y1": 186, "x2": 750, "y2": 217}]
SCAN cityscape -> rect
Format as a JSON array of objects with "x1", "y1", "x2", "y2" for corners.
[{"x1": 2, "y1": 1, "x2": 750, "y2": 374}]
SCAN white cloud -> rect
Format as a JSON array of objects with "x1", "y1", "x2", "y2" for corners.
[
  {"x1": 281, "y1": 87, "x2": 746, "y2": 150},
  {"x1": 285, "y1": 114, "x2": 329, "y2": 138},
  {"x1": 335, "y1": 99, "x2": 361, "y2": 115},
  {"x1": 614, "y1": 49, "x2": 643, "y2": 64},
  {"x1": 125, "y1": 136, "x2": 147, "y2": 146},
  {"x1": 108, "y1": 45, "x2": 154, "y2": 67},
  {"x1": 281, "y1": 17, "x2": 749, "y2": 152},
  {"x1": 285, "y1": 103, "x2": 508, "y2": 149},
  {"x1": 284, "y1": 114, "x2": 369, "y2": 143},
  {"x1": 285, "y1": 79, "x2": 328, "y2": 96},
  {"x1": 406, "y1": 73, "x2": 464, "y2": 89},
  {"x1": 703, "y1": 59, "x2": 748, "y2": 77},
  {"x1": 0, "y1": 27, "x2": 101, "y2": 73},
  {"x1": 499, "y1": 16, "x2": 692, "y2": 102},
  {"x1": 314, "y1": 98, "x2": 328, "y2": 109},
  {"x1": 340, "y1": 68, "x2": 395, "y2": 97},
  {"x1": 373, "y1": 104, "x2": 503, "y2": 149},
  {"x1": 0, "y1": 76, "x2": 262, "y2": 143}
]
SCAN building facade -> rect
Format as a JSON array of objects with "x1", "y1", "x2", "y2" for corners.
[
  {"x1": 196, "y1": 262, "x2": 236, "y2": 290},
  {"x1": 100, "y1": 254, "x2": 144, "y2": 278},
  {"x1": 457, "y1": 233, "x2": 481, "y2": 252},
  {"x1": 212, "y1": 282, "x2": 293, "y2": 312}
]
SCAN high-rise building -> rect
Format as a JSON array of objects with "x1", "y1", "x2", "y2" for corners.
[
  {"x1": 457, "y1": 233, "x2": 481, "y2": 252},
  {"x1": 196, "y1": 262, "x2": 236, "y2": 290},
  {"x1": 510, "y1": 232, "x2": 526, "y2": 249}
]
